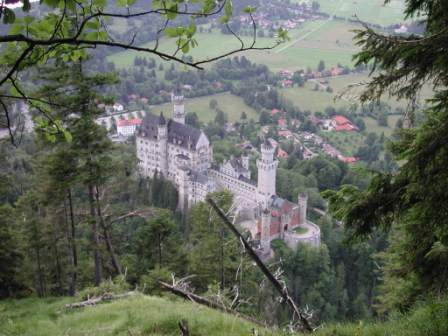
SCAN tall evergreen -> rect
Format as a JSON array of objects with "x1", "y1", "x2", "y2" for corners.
[{"x1": 325, "y1": 0, "x2": 448, "y2": 312}]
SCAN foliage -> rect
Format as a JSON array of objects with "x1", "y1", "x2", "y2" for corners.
[{"x1": 325, "y1": 0, "x2": 448, "y2": 313}]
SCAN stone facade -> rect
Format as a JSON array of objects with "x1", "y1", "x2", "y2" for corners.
[{"x1": 135, "y1": 96, "x2": 321, "y2": 254}]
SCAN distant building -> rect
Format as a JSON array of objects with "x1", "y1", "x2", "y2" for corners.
[
  {"x1": 117, "y1": 118, "x2": 142, "y2": 137},
  {"x1": 135, "y1": 95, "x2": 320, "y2": 257},
  {"x1": 332, "y1": 115, "x2": 358, "y2": 132}
]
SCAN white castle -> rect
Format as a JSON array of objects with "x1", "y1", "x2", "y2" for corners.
[{"x1": 136, "y1": 94, "x2": 320, "y2": 255}]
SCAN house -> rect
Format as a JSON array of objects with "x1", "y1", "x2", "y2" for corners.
[
  {"x1": 278, "y1": 118, "x2": 287, "y2": 129},
  {"x1": 277, "y1": 148, "x2": 289, "y2": 159},
  {"x1": 332, "y1": 115, "x2": 358, "y2": 132},
  {"x1": 281, "y1": 79, "x2": 293, "y2": 88},
  {"x1": 117, "y1": 118, "x2": 142, "y2": 137},
  {"x1": 271, "y1": 108, "x2": 281, "y2": 116}
]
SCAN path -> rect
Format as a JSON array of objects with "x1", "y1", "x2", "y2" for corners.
[{"x1": 275, "y1": 0, "x2": 344, "y2": 54}]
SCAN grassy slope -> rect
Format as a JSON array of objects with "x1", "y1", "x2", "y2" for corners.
[
  {"x1": 0, "y1": 295, "x2": 281, "y2": 336},
  {"x1": 107, "y1": 19, "x2": 358, "y2": 71},
  {"x1": 2, "y1": 295, "x2": 448, "y2": 336},
  {"x1": 313, "y1": 0, "x2": 408, "y2": 26},
  {"x1": 150, "y1": 92, "x2": 258, "y2": 123}
]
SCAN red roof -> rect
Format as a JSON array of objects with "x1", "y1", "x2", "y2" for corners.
[
  {"x1": 333, "y1": 115, "x2": 352, "y2": 125},
  {"x1": 271, "y1": 108, "x2": 281, "y2": 116},
  {"x1": 117, "y1": 118, "x2": 142, "y2": 127},
  {"x1": 333, "y1": 115, "x2": 357, "y2": 132},
  {"x1": 340, "y1": 156, "x2": 358, "y2": 163},
  {"x1": 278, "y1": 118, "x2": 287, "y2": 127},
  {"x1": 277, "y1": 148, "x2": 289, "y2": 158}
]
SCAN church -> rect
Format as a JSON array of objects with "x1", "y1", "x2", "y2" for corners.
[{"x1": 136, "y1": 94, "x2": 320, "y2": 255}]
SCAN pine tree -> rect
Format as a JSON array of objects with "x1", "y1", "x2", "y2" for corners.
[{"x1": 325, "y1": 0, "x2": 448, "y2": 311}]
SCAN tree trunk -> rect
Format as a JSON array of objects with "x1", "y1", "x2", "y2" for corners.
[
  {"x1": 66, "y1": 189, "x2": 78, "y2": 296},
  {"x1": 95, "y1": 184, "x2": 122, "y2": 275},
  {"x1": 220, "y1": 225, "x2": 225, "y2": 290},
  {"x1": 89, "y1": 184, "x2": 102, "y2": 286},
  {"x1": 158, "y1": 233, "x2": 162, "y2": 266}
]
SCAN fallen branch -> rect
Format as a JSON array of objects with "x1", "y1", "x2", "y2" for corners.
[
  {"x1": 159, "y1": 281, "x2": 267, "y2": 328},
  {"x1": 65, "y1": 291, "x2": 136, "y2": 309},
  {"x1": 178, "y1": 319, "x2": 190, "y2": 336},
  {"x1": 206, "y1": 197, "x2": 314, "y2": 333}
]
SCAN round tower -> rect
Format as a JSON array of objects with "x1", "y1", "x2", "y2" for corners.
[
  {"x1": 260, "y1": 208, "x2": 271, "y2": 251},
  {"x1": 256, "y1": 139, "x2": 278, "y2": 208},
  {"x1": 298, "y1": 192, "x2": 308, "y2": 225},
  {"x1": 171, "y1": 93, "x2": 185, "y2": 124},
  {"x1": 157, "y1": 112, "x2": 168, "y2": 176}
]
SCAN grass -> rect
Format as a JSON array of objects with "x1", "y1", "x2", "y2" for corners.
[
  {"x1": 310, "y1": 0, "x2": 409, "y2": 26},
  {"x1": 2, "y1": 295, "x2": 448, "y2": 336},
  {"x1": 294, "y1": 226, "x2": 309, "y2": 235},
  {"x1": 0, "y1": 294, "x2": 282, "y2": 336},
  {"x1": 362, "y1": 115, "x2": 401, "y2": 137},
  {"x1": 107, "y1": 19, "x2": 360, "y2": 72},
  {"x1": 319, "y1": 131, "x2": 365, "y2": 156},
  {"x1": 149, "y1": 92, "x2": 258, "y2": 123}
]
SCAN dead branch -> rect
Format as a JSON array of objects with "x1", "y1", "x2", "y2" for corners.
[
  {"x1": 64, "y1": 291, "x2": 136, "y2": 309},
  {"x1": 178, "y1": 320, "x2": 190, "y2": 336},
  {"x1": 158, "y1": 281, "x2": 267, "y2": 328},
  {"x1": 206, "y1": 197, "x2": 313, "y2": 333}
]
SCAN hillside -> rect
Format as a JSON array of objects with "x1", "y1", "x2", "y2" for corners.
[
  {"x1": 0, "y1": 294, "x2": 281, "y2": 336},
  {"x1": 2, "y1": 295, "x2": 448, "y2": 336}
]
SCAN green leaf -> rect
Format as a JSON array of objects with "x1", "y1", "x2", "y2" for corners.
[
  {"x1": 164, "y1": 27, "x2": 180, "y2": 38},
  {"x1": 166, "y1": 4, "x2": 178, "y2": 20},
  {"x1": 181, "y1": 42, "x2": 189, "y2": 53},
  {"x1": 2, "y1": 8, "x2": 16, "y2": 25},
  {"x1": 243, "y1": 5, "x2": 256, "y2": 14}
]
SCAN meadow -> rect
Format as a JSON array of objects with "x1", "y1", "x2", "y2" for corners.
[
  {"x1": 107, "y1": 19, "x2": 360, "y2": 72},
  {"x1": 0, "y1": 294, "x2": 280, "y2": 336},
  {"x1": 149, "y1": 92, "x2": 258, "y2": 123},
  {"x1": 310, "y1": 0, "x2": 409, "y2": 26}
]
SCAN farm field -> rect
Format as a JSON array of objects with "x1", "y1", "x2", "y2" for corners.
[
  {"x1": 310, "y1": 0, "x2": 409, "y2": 26},
  {"x1": 108, "y1": 19, "x2": 360, "y2": 71},
  {"x1": 280, "y1": 73, "x2": 434, "y2": 114},
  {"x1": 150, "y1": 92, "x2": 258, "y2": 123}
]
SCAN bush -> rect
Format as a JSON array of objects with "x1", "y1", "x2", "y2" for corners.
[{"x1": 78, "y1": 275, "x2": 130, "y2": 300}]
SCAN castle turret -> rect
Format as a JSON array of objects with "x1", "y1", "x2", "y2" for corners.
[
  {"x1": 298, "y1": 192, "x2": 308, "y2": 225},
  {"x1": 171, "y1": 93, "x2": 185, "y2": 124},
  {"x1": 260, "y1": 208, "x2": 271, "y2": 251},
  {"x1": 241, "y1": 155, "x2": 249, "y2": 170},
  {"x1": 157, "y1": 112, "x2": 168, "y2": 175},
  {"x1": 256, "y1": 139, "x2": 278, "y2": 208}
]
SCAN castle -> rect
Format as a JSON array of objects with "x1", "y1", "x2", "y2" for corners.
[{"x1": 136, "y1": 94, "x2": 320, "y2": 255}]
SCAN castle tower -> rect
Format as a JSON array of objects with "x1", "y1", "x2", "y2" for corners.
[
  {"x1": 256, "y1": 139, "x2": 278, "y2": 208},
  {"x1": 157, "y1": 112, "x2": 168, "y2": 176},
  {"x1": 260, "y1": 208, "x2": 271, "y2": 251},
  {"x1": 171, "y1": 93, "x2": 185, "y2": 124},
  {"x1": 298, "y1": 192, "x2": 308, "y2": 225}
]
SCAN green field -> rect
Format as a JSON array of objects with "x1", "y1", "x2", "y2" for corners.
[
  {"x1": 280, "y1": 72, "x2": 434, "y2": 114},
  {"x1": 108, "y1": 19, "x2": 359, "y2": 72},
  {"x1": 310, "y1": 0, "x2": 409, "y2": 26},
  {"x1": 320, "y1": 131, "x2": 365, "y2": 156},
  {"x1": 149, "y1": 92, "x2": 258, "y2": 123}
]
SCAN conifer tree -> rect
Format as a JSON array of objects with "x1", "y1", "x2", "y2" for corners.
[{"x1": 325, "y1": 0, "x2": 448, "y2": 311}]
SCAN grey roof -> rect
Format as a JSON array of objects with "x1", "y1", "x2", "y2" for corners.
[
  {"x1": 229, "y1": 158, "x2": 246, "y2": 173},
  {"x1": 137, "y1": 112, "x2": 202, "y2": 150},
  {"x1": 238, "y1": 175, "x2": 256, "y2": 186},
  {"x1": 263, "y1": 138, "x2": 273, "y2": 149},
  {"x1": 159, "y1": 112, "x2": 166, "y2": 125}
]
